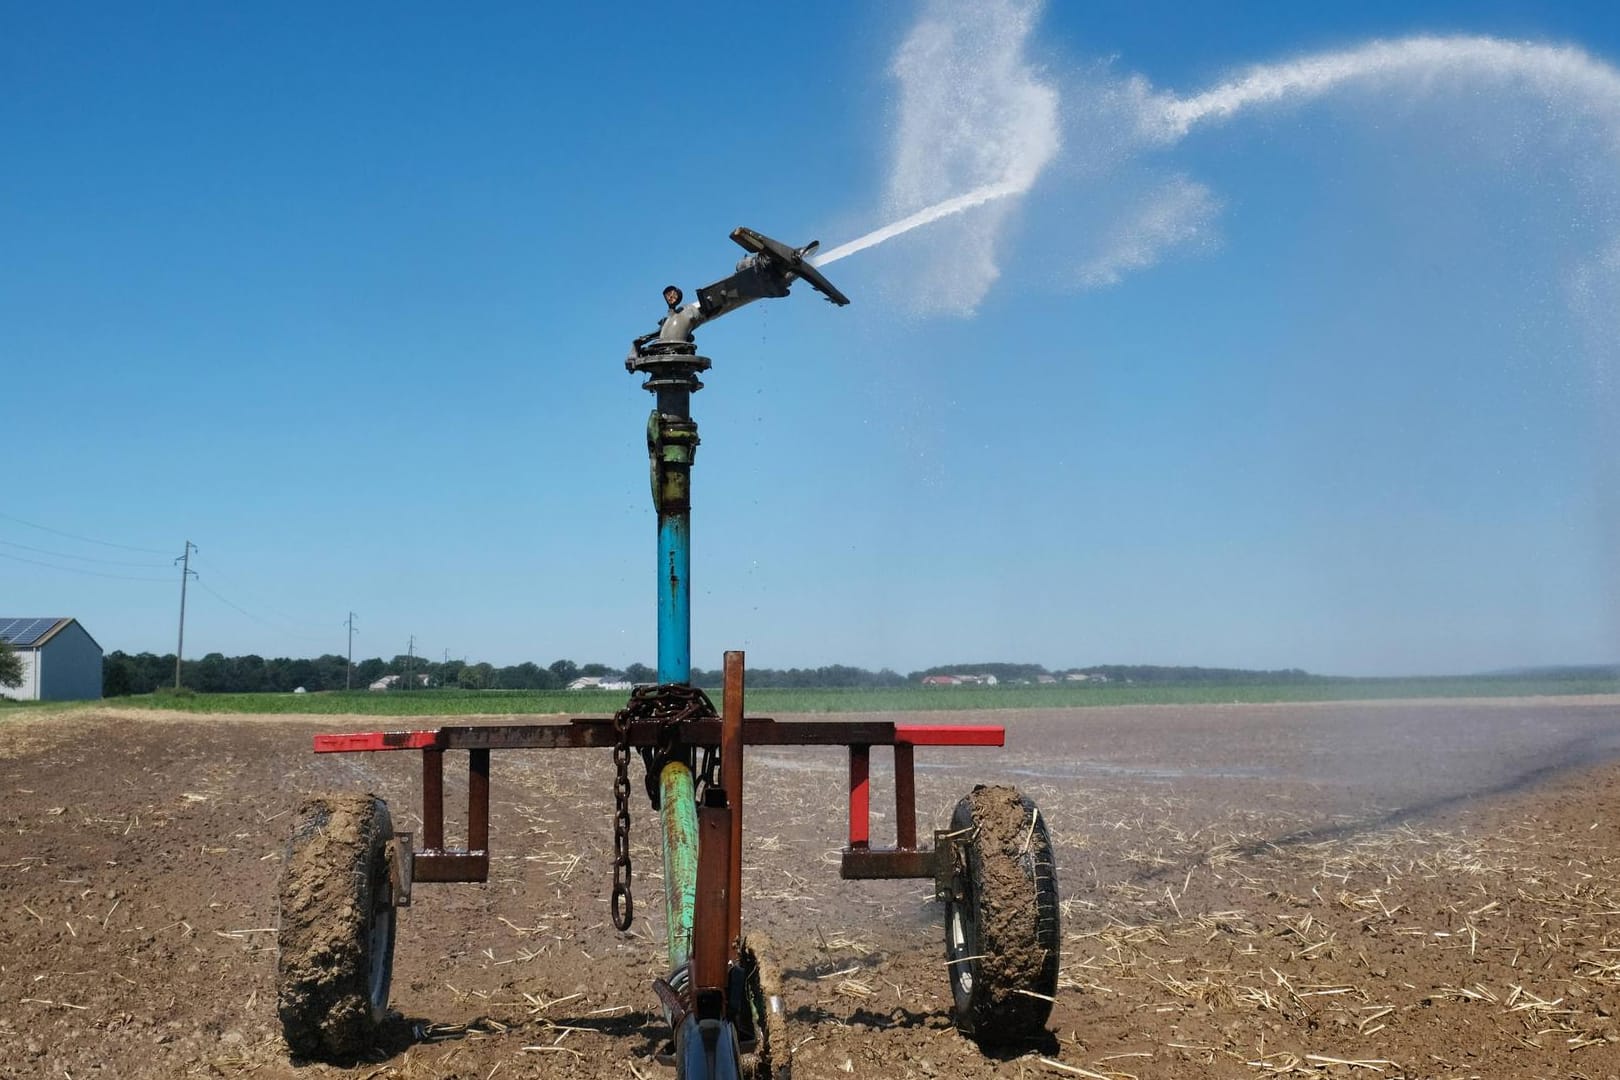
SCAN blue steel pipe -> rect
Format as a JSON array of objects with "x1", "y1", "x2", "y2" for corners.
[
  {"x1": 638, "y1": 356, "x2": 707, "y2": 979},
  {"x1": 658, "y1": 498, "x2": 697, "y2": 969},
  {"x1": 657, "y1": 514, "x2": 691, "y2": 684}
]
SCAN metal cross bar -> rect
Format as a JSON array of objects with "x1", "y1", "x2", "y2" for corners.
[
  {"x1": 313, "y1": 720, "x2": 1003, "y2": 753},
  {"x1": 312, "y1": 719, "x2": 1003, "y2": 886}
]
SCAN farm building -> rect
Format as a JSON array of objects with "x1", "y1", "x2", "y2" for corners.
[{"x1": 0, "y1": 617, "x2": 104, "y2": 701}]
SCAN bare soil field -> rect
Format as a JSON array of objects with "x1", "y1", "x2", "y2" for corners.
[{"x1": 3, "y1": 697, "x2": 1620, "y2": 1079}]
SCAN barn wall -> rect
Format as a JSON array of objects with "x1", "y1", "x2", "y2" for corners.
[
  {"x1": 39, "y1": 623, "x2": 103, "y2": 701},
  {"x1": 0, "y1": 650, "x2": 41, "y2": 701}
]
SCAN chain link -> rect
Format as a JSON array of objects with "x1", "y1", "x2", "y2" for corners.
[
  {"x1": 608, "y1": 683, "x2": 719, "y2": 932},
  {"x1": 611, "y1": 705, "x2": 635, "y2": 930}
]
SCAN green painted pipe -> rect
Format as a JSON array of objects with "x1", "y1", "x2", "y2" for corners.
[{"x1": 658, "y1": 761, "x2": 699, "y2": 972}]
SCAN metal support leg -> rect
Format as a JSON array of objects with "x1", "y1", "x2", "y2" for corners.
[
  {"x1": 895, "y1": 743, "x2": 916, "y2": 849},
  {"x1": 422, "y1": 748, "x2": 444, "y2": 850},
  {"x1": 849, "y1": 745, "x2": 871, "y2": 849},
  {"x1": 469, "y1": 748, "x2": 489, "y2": 853},
  {"x1": 722, "y1": 652, "x2": 744, "y2": 948}
]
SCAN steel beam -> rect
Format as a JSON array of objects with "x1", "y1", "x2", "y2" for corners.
[
  {"x1": 412, "y1": 851, "x2": 489, "y2": 882},
  {"x1": 315, "y1": 718, "x2": 1006, "y2": 754},
  {"x1": 839, "y1": 848, "x2": 937, "y2": 880}
]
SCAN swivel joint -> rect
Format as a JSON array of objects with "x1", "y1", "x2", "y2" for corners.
[{"x1": 649, "y1": 411, "x2": 700, "y2": 514}]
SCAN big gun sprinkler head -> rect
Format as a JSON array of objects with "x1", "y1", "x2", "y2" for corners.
[{"x1": 628, "y1": 227, "x2": 851, "y2": 369}]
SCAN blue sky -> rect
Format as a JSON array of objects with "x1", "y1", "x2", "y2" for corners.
[{"x1": 4, "y1": 1, "x2": 1618, "y2": 677}]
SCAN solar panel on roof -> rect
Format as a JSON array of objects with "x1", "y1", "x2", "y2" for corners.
[{"x1": 0, "y1": 617, "x2": 63, "y2": 647}]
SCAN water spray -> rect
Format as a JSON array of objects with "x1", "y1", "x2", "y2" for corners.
[
  {"x1": 1151, "y1": 35, "x2": 1620, "y2": 141},
  {"x1": 813, "y1": 180, "x2": 1024, "y2": 267}
]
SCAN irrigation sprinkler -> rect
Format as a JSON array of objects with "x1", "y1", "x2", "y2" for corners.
[{"x1": 274, "y1": 228, "x2": 1061, "y2": 1078}]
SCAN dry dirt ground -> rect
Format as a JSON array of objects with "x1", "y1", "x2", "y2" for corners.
[{"x1": 4, "y1": 697, "x2": 1620, "y2": 1080}]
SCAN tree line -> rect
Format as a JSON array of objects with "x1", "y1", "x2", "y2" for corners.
[
  {"x1": 104, "y1": 652, "x2": 637, "y2": 695},
  {"x1": 100, "y1": 651, "x2": 914, "y2": 695},
  {"x1": 97, "y1": 650, "x2": 1338, "y2": 697}
]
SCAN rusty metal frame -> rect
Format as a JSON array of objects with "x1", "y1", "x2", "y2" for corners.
[{"x1": 315, "y1": 714, "x2": 1002, "y2": 886}]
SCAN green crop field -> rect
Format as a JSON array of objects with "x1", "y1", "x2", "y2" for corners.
[{"x1": 30, "y1": 673, "x2": 1616, "y2": 718}]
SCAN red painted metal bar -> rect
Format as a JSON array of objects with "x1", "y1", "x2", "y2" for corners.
[
  {"x1": 894, "y1": 743, "x2": 917, "y2": 850},
  {"x1": 848, "y1": 745, "x2": 870, "y2": 849},
  {"x1": 314, "y1": 730, "x2": 440, "y2": 752},
  {"x1": 893, "y1": 724, "x2": 1004, "y2": 747}
]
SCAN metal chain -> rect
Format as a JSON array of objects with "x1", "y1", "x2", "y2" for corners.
[
  {"x1": 611, "y1": 705, "x2": 635, "y2": 931},
  {"x1": 608, "y1": 683, "x2": 720, "y2": 932}
]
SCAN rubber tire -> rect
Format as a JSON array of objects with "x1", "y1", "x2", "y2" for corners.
[
  {"x1": 944, "y1": 784, "x2": 1060, "y2": 1044},
  {"x1": 276, "y1": 794, "x2": 397, "y2": 1060}
]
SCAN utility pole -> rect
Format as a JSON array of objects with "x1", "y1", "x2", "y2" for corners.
[
  {"x1": 174, "y1": 541, "x2": 197, "y2": 689},
  {"x1": 406, "y1": 634, "x2": 415, "y2": 691},
  {"x1": 344, "y1": 612, "x2": 358, "y2": 690}
]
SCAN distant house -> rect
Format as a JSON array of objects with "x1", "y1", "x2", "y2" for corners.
[
  {"x1": 921, "y1": 675, "x2": 960, "y2": 686},
  {"x1": 368, "y1": 673, "x2": 429, "y2": 691},
  {"x1": 0, "y1": 617, "x2": 103, "y2": 701},
  {"x1": 1064, "y1": 673, "x2": 1090, "y2": 682},
  {"x1": 568, "y1": 675, "x2": 633, "y2": 691},
  {"x1": 1036, "y1": 674, "x2": 1057, "y2": 684}
]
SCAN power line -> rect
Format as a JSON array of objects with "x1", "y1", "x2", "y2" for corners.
[
  {"x1": 193, "y1": 578, "x2": 329, "y2": 642},
  {"x1": 0, "y1": 511, "x2": 171, "y2": 555},
  {"x1": 0, "y1": 538, "x2": 170, "y2": 569},
  {"x1": 0, "y1": 549, "x2": 171, "y2": 583},
  {"x1": 192, "y1": 555, "x2": 328, "y2": 634}
]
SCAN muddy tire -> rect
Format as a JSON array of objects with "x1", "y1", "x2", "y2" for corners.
[
  {"x1": 276, "y1": 794, "x2": 397, "y2": 1060},
  {"x1": 943, "y1": 784, "x2": 1060, "y2": 1044}
]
